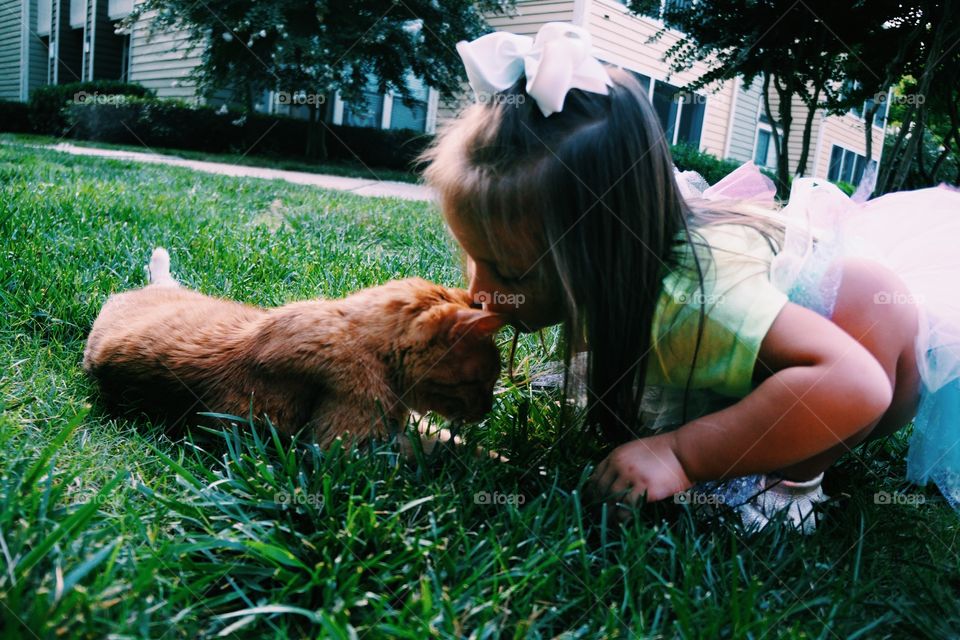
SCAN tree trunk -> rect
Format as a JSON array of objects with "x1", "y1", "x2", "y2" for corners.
[
  {"x1": 794, "y1": 83, "x2": 821, "y2": 178},
  {"x1": 762, "y1": 73, "x2": 790, "y2": 197},
  {"x1": 876, "y1": 102, "x2": 916, "y2": 194},
  {"x1": 774, "y1": 75, "x2": 794, "y2": 198},
  {"x1": 243, "y1": 82, "x2": 254, "y2": 112},
  {"x1": 304, "y1": 98, "x2": 329, "y2": 161},
  {"x1": 863, "y1": 101, "x2": 879, "y2": 163},
  {"x1": 929, "y1": 135, "x2": 952, "y2": 183},
  {"x1": 893, "y1": 107, "x2": 926, "y2": 192}
]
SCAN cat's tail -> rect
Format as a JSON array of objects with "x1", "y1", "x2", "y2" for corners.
[{"x1": 147, "y1": 247, "x2": 178, "y2": 287}]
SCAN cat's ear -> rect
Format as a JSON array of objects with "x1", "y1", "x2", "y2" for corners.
[{"x1": 448, "y1": 308, "x2": 505, "y2": 340}]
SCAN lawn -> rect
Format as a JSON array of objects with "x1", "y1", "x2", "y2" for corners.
[
  {"x1": 1, "y1": 143, "x2": 958, "y2": 639},
  {"x1": 0, "y1": 133, "x2": 421, "y2": 184}
]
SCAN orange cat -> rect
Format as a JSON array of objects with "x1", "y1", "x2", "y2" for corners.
[{"x1": 83, "y1": 249, "x2": 504, "y2": 445}]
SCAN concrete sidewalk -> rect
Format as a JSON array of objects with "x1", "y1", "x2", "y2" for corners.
[{"x1": 36, "y1": 142, "x2": 434, "y2": 202}]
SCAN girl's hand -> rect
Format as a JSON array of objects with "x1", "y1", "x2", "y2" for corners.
[{"x1": 588, "y1": 433, "x2": 693, "y2": 513}]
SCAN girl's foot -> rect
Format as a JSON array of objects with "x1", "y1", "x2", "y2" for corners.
[{"x1": 738, "y1": 472, "x2": 828, "y2": 535}]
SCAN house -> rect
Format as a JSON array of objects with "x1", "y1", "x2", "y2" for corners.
[
  {"x1": 0, "y1": 0, "x2": 441, "y2": 133},
  {"x1": 445, "y1": 0, "x2": 889, "y2": 188},
  {"x1": 1, "y1": 0, "x2": 886, "y2": 186}
]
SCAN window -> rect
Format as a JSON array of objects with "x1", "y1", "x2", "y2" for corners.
[
  {"x1": 342, "y1": 75, "x2": 385, "y2": 128},
  {"x1": 676, "y1": 92, "x2": 705, "y2": 147},
  {"x1": 652, "y1": 80, "x2": 681, "y2": 141},
  {"x1": 754, "y1": 128, "x2": 775, "y2": 168},
  {"x1": 390, "y1": 76, "x2": 429, "y2": 131},
  {"x1": 843, "y1": 79, "x2": 890, "y2": 129},
  {"x1": 827, "y1": 145, "x2": 867, "y2": 186},
  {"x1": 651, "y1": 79, "x2": 705, "y2": 146},
  {"x1": 629, "y1": 70, "x2": 652, "y2": 95}
]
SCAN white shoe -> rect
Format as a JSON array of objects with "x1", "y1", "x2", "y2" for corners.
[{"x1": 738, "y1": 473, "x2": 828, "y2": 535}]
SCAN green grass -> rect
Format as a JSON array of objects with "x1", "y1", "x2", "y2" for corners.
[
  {"x1": 0, "y1": 132, "x2": 421, "y2": 184},
  {"x1": 1, "y1": 143, "x2": 959, "y2": 639}
]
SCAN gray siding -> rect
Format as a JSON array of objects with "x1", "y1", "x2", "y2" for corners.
[
  {"x1": 0, "y1": 0, "x2": 22, "y2": 100},
  {"x1": 727, "y1": 76, "x2": 762, "y2": 163},
  {"x1": 27, "y1": 0, "x2": 49, "y2": 96},
  {"x1": 129, "y1": 6, "x2": 202, "y2": 99}
]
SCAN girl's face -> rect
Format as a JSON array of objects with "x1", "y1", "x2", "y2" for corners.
[{"x1": 446, "y1": 211, "x2": 565, "y2": 332}]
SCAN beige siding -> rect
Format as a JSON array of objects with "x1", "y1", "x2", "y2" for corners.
[
  {"x1": 586, "y1": 0, "x2": 733, "y2": 156},
  {"x1": 762, "y1": 80, "x2": 883, "y2": 180},
  {"x1": 812, "y1": 112, "x2": 885, "y2": 180},
  {"x1": 129, "y1": 4, "x2": 202, "y2": 100},
  {"x1": 727, "y1": 77, "x2": 762, "y2": 163},
  {"x1": 438, "y1": 0, "x2": 736, "y2": 156}
]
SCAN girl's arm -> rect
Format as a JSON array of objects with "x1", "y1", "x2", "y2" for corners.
[
  {"x1": 671, "y1": 301, "x2": 892, "y2": 481},
  {"x1": 590, "y1": 302, "x2": 893, "y2": 503}
]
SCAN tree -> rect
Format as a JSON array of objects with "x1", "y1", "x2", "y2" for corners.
[
  {"x1": 627, "y1": 0, "x2": 907, "y2": 196},
  {"x1": 865, "y1": 1, "x2": 960, "y2": 193},
  {"x1": 135, "y1": 0, "x2": 513, "y2": 159}
]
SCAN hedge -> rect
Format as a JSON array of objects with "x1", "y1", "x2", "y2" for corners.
[
  {"x1": 29, "y1": 81, "x2": 155, "y2": 135},
  {"x1": 65, "y1": 98, "x2": 432, "y2": 172},
  {"x1": 0, "y1": 100, "x2": 32, "y2": 133},
  {"x1": 669, "y1": 142, "x2": 750, "y2": 186},
  {"x1": 7, "y1": 79, "x2": 760, "y2": 179}
]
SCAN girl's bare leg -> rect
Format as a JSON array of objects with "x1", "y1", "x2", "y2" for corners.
[{"x1": 773, "y1": 258, "x2": 922, "y2": 481}]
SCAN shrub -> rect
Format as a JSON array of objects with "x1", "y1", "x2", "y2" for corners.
[
  {"x1": 0, "y1": 100, "x2": 32, "y2": 133},
  {"x1": 29, "y1": 81, "x2": 154, "y2": 135},
  {"x1": 65, "y1": 98, "x2": 431, "y2": 172},
  {"x1": 67, "y1": 97, "x2": 235, "y2": 150},
  {"x1": 669, "y1": 142, "x2": 745, "y2": 186},
  {"x1": 834, "y1": 180, "x2": 856, "y2": 196}
]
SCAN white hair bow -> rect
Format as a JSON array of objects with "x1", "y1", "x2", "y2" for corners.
[{"x1": 456, "y1": 22, "x2": 613, "y2": 117}]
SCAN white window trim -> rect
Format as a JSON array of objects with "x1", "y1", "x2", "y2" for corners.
[
  {"x1": 721, "y1": 76, "x2": 740, "y2": 159},
  {"x1": 332, "y1": 91, "x2": 345, "y2": 125},
  {"x1": 380, "y1": 92, "x2": 393, "y2": 129},
  {"x1": 752, "y1": 122, "x2": 779, "y2": 169},
  {"x1": 425, "y1": 87, "x2": 439, "y2": 133}
]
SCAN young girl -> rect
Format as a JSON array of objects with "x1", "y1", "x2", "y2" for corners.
[{"x1": 422, "y1": 23, "x2": 960, "y2": 531}]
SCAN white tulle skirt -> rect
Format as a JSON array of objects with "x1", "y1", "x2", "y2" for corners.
[{"x1": 663, "y1": 163, "x2": 960, "y2": 510}]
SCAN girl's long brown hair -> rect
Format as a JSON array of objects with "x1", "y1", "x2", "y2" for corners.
[{"x1": 421, "y1": 67, "x2": 785, "y2": 444}]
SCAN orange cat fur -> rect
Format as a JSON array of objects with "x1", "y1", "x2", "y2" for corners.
[{"x1": 83, "y1": 248, "x2": 503, "y2": 445}]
